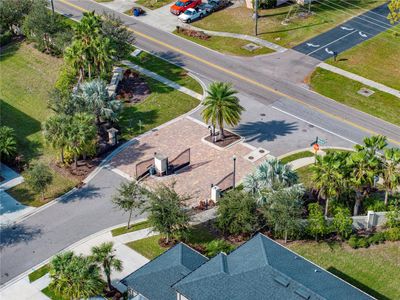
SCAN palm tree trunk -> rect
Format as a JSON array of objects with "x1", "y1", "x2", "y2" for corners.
[
  {"x1": 41, "y1": 191, "x2": 45, "y2": 201},
  {"x1": 166, "y1": 233, "x2": 169, "y2": 244},
  {"x1": 284, "y1": 230, "x2": 288, "y2": 244},
  {"x1": 60, "y1": 148, "x2": 65, "y2": 164},
  {"x1": 88, "y1": 63, "x2": 92, "y2": 80},
  {"x1": 107, "y1": 274, "x2": 112, "y2": 291},
  {"x1": 74, "y1": 154, "x2": 78, "y2": 169},
  {"x1": 218, "y1": 121, "x2": 224, "y2": 141},
  {"x1": 324, "y1": 198, "x2": 329, "y2": 217},
  {"x1": 384, "y1": 189, "x2": 389, "y2": 206},
  {"x1": 353, "y1": 191, "x2": 362, "y2": 216},
  {"x1": 127, "y1": 208, "x2": 133, "y2": 229}
]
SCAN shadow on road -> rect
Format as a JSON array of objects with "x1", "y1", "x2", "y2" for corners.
[
  {"x1": 235, "y1": 120, "x2": 298, "y2": 143},
  {"x1": 0, "y1": 223, "x2": 42, "y2": 249},
  {"x1": 59, "y1": 185, "x2": 102, "y2": 203}
]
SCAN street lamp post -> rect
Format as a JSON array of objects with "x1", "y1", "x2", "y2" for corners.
[
  {"x1": 254, "y1": 0, "x2": 259, "y2": 36},
  {"x1": 232, "y1": 155, "x2": 237, "y2": 189}
]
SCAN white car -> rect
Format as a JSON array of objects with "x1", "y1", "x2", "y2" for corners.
[{"x1": 178, "y1": 8, "x2": 204, "y2": 23}]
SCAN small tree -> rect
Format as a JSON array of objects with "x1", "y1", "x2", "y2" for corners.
[
  {"x1": 112, "y1": 181, "x2": 146, "y2": 229},
  {"x1": 91, "y1": 242, "x2": 123, "y2": 292},
  {"x1": 261, "y1": 185, "x2": 304, "y2": 243},
  {"x1": 42, "y1": 115, "x2": 70, "y2": 164},
  {"x1": 25, "y1": 163, "x2": 53, "y2": 201},
  {"x1": 381, "y1": 148, "x2": 400, "y2": 206},
  {"x1": 204, "y1": 240, "x2": 235, "y2": 257},
  {"x1": 145, "y1": 183, "x2": 190, "y2": 244},
  {"x1": 332, "y1": 207, "x2": 353, "y2": 241},
  {"x1": 0, "y1": 0, "x2": 33, "y2": 34},
  {"x1": 0, "y1": 126, "x2": 17, "y2": 161},
  {"x1": 388, "y1": 0, "x2": 400, "y2": 24},
  {"x1": 216, "y1": 190, "x2": 259, "y2": 236},
  {"x1": 49, "y1": 251, "x2": 103, "y2": 299},
  {"x1": 307, "y1": 203, "x2": 328, "y2": 241}
]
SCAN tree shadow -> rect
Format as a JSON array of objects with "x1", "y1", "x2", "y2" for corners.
[
  {"x1": 235, "y1": 120, "x2": 298, "y2": 143},
  {"x1": 258, "y1": 21, "x2": 327, "y2": 35},
  {"x1": 0, "y1": 99, "x2": 42, "y2": 160},
  {"x1": 327, "y1": 267, "x2": 389, "y2": 300},
  {"x1": 0, "y1": 42, "x2": 21, "y2": 62},
  {"x1": 120, "y1": 106, "x2": 159, "y2": 136},
  {"x1": 149, "y1": 50, "x2": 186, "y2": 69},
  {"x1": 58, "y1": 185, "x2": 102, "y2": 203},
  {"x1": 0, "y1": 223, "x2": 42, "y2": 249}
]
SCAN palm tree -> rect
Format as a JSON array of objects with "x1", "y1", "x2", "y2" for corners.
[
  {"x1": 75, "y1": 79, "x2": 122, "y2": 125},
  {"x1": 311, "y1": 153, "x2": 345, "y2": 217},
  {"x1": 382, "y1": 148, "x2": 400, "y2": 206},
  {"x1": 347, "y1": 149, "x2": 380, "y2": 216},
  {"x1": 112, "y1": 181, "x2": 146, "y2": 229},
  {"x1": 65, "y1": 40, "x2": 86, "y2": 83},
  {"x1": 243, "y1": 158, "x2": 298, "y2": 204},
  {"x1": 91, "y1": 242, "x2": 123, "y2": 292},
  {"x1": 49, "y1": 251, "x2": 103, "y2": 300},
  {"x1": 66, "y1": 113, "x2": 97, "y2": 168},
  {"x1": 0, "y1": 126, "x2": 17, "y2": 160},
  {"x1": 201, "y1": 82, "x2": 244, "y2": 141},
  {"x1": 42, "y1": 115, "x2": 70, "y2": 164}
]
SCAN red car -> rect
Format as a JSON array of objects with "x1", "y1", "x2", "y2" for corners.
[{"x1": 170, "y1": 0, "x2": 201, "y2": 15}]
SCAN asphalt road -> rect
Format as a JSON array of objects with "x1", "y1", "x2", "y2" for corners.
[
  {"x1": 294, "y1": 3, "x2": 397, "y2": 60},
  {"x1": 1, "y1": 0, "x2": 400, "y2": 286}
]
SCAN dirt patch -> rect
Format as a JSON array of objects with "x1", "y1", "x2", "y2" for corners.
[
  {"x1": 116, "y1": 69, "x2": 151, "y2": 104},
  {"x1": 204, "y1": 130, "x2": 241, "y2": 148}
]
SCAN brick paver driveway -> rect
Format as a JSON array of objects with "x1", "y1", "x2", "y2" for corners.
[{"x1": 110, "y1": 117, "x2": 266, "y2": 206}]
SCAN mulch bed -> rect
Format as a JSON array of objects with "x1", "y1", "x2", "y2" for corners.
[
  {"x1": 116, "y1": 69, "x2": 151, "y2": 104},
  {"x1": 204, "y1": 130, "x2": 241, "y2": 148}
]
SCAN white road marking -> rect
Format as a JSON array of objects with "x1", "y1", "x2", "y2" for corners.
[
  {"x1": 359, "y1": 31, "x2": 368, "y2": 38},
  {"x1": 325, "y1": 48, "x2": 334, "y2": 55},
  {"x1": 340, "y1": 26, "x2": 354, "y2": 31},
  {"x1": 306, "y1": 43, "x2": 320, "y2": 47},
  {"x1": 307, "y1": 29, "x2": 358, "y2": 55},
  {"x1": 271, "y1": 106, "x2": 358, "y2": 145}
]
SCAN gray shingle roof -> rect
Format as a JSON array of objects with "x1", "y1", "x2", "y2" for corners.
[
  {"x1": 172, "y1": 234, "x2": 374, "y2": 300},
  {"x1": 122, "y1": 243, "x2": 208, "y2": 300}
]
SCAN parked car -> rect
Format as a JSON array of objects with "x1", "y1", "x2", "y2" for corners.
[
  {"x1": 170, "y1": 0, "x2": 202, "y2": 15},
  {"x1": 197, "y1": 2, "x2": 214, "y2": 14},
  {"x1": 178, "y1": 8, "x2": 205, "y2": 22},
  {"x1": 207, "y1": 0, "x2": 230, "y2": 11}
]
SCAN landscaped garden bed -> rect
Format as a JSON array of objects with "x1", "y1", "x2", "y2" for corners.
[{"x1": 204, "y1": 130, "x2": 241, "y2": 148}]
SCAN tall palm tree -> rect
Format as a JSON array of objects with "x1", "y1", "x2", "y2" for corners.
[
  {"x1": 91, "y1": 242, "x2": 123, "y2": 292},
  {"x1": 201, "y1": 82, "x2": 244, "y2": 141},
  {"x1": 65, "y1": 40, "x2": 86, "y2": 83},
  {"x1": 382, "y1": 148, "x2": 400, "y2": 206},
  {"x1": 347, "y1": 149, "x2": 380, "y2": 215},
  {"x1": 0, "y1": 126, "x2": 17, "y2": 160},
  {"x1": 42, "y1": 115, "x2": 70, "y2": 164},
  {"x1": 49, "y1": 251, "x2": 103, "y2": 300},
  {"x1": 311, "y1": 152, "x2": 345, "y2": 217}
]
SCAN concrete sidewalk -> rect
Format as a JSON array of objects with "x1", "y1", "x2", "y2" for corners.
[
  {"x1": 0, "y1": 220, "x2": 155, "y2": 300},
  {"x1": 318, "y1": 62, "x2": 400, "y2": 98}
]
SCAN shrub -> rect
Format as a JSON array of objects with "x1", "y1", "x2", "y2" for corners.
[
  {"x1": 55, "y1": 64, "x2": 77, "y2": 93},
  {"x1": 385, "y1": 227, "x2": 400, "y2": 241},
  {"x1": 348, "y1": 236, "x2": 359, "y2": 249},
  {"x1": 364, "y1": 196, "x2": 387, "y2": 212},
  {"x1": 256, "y1": 0, "x2": 277, "y2": 9},
  {"x1": 0, "y1": 30, "x2": 12, "y2": 46},
  {"x1": 368, "y1": 232, "x2": 386, "y2": 245},
  {"x1": 357, "y1": 237, "x2": 370, "y2": 248},
  {"x1": 204, "y1": 240, "x2": 235, "y2": 257},
  {"x1": 25, "y1": 163, "x2": 53, "y2": 201},
  {"x1": 332, "y1": 207, "x2": 353, "y2": 240},
  {"x1": 385, "y1": 205, "x2": 400, "y2": 228}
]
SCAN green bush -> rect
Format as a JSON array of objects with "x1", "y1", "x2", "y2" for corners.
[
  {"x1": 55, "y1": 64, "x2": 77, "y2": 93},
  {"x1": 357, "y1": 237, "x2": 370, "y2": 248},
  {"x1": 348, "y1": 236, "x2": 359, "y2": 249},
  {"x1": 0, "y1": 30, "x2": 12, "y2": 46},
  {"x1": 385, "y1": 227, "x2": 400, "y2": 241},
  {"x1": 364, "y1": 196, "x2": 387, "y2": 212},
  {"x1": 204, "y1": 240, "x2": 235, "y2": 257},
  {"x1": 368, "y1": 232, "x2": 386, "y2": 245},
  {"x1": 256, "y1": 0, "x2": 277, "y2": 9}
]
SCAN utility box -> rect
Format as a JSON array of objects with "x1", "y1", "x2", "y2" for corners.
[
  {"x1": 154, "y1": 153, "x2": 168, "y2": 175},
  {"x1": 107, "y1": 128, "x2": 119, "y2": 146},
  {"x1": 211, "y1": 186, "x2": 221, "y2": 202}
]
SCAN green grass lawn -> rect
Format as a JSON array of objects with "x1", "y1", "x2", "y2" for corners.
[
  {"x1": 111, "y1": 220, "x2": 151, "y2": 237},
  {"x1": 28, "y1": 264, "x2": 50, "y2": 283},
  {"x1": 288, "y1": 241, "x2": 400, "y2": 299},
  {"x1": 126, "y1": 50, "x2": 203, "y2": 94},
  {"x1": 119, "y1": 76, "x2": 199, "y2": 140},
  {"x1": 0, "y1": 42, "x2": 79, "y2": 206},
  {"x1": 280, "y1": 151, "x2": 314, "y2": 164},
  {"x1": 126, "y1": 235, "x2": 167, "y2": 259},
  {"x1": 310, "y1": 68, "x2": 400, "y2": 127},
  {"x1": 41, "y1": 287, "x2": 71, "y2": 300},
  {"x1": 326, "y1": 25, "x2": 400, "y2": 90},
  {"x1": 194, "y1": 0, "x2": 387, "y2": 48},
  {"x1": 126, "y1": 225, "x2": 217, "y2": 259},
  {"x1": 296, "y1": 165, "x2": 313, "y2": 189},
  {"x1": 174, "y1": 30, "x2": 275, "y2": 56}
]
